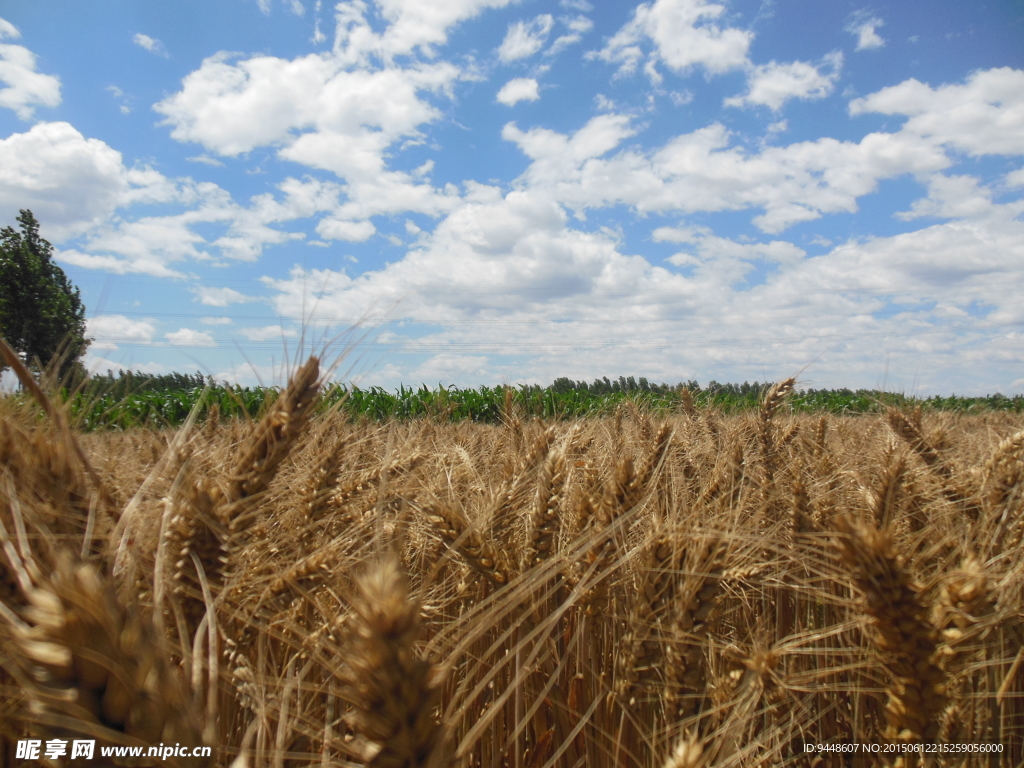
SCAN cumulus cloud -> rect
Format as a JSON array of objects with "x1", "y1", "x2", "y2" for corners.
[
  {"x1": 496, "y1": 77, "x2": 540, "y2": 106},
  {"x1": 0, "y1": 18, "x2": 19, "y2": 38},
  {"x1": 166, "y1": 328, "x2": 217, "y2": 346},
  {"x1": 591, "y1": 0, "x2": 752, "y2": 79},
  {"x1": 155, "y1": 51, "x2": 462, "y2": 221},
  {"x1": 86, "y1": 315, "x2": 157, "y2": 350},
  {"x1": 132, "y1": 33, "x2": 168, "y2": 57},
  {"x1": 725, "y1": 52, "x2": 843, "y2": 111},
  {"x1": 192, "y1": 286, "x2": 257, "y2": 306},
  {"x1": 497, "y1": 15, "x2": 554, "y2": 62},
  {"x1": 251, "y1": 0, "x2": 305, "y2": 14},
  {"x1": 1006, "y1": 167, "x2": 1024, "y2": 188},
  {"x1": 238, "y1": 324, "x2": 298, "y2": 341},
  {"x1": 895, "y1": 174, "x2": 1001, "y2": 222},
  {"x1": 154, "y1": 53, "x2": 450, "y2": 157},
  {"x1": 849, "y1": 68, "x2": 1024, "y2": 156},
  {"x1": 502, "y1": 114, "x2": 949, "y2": 233},
  {"x1": 845, "y1": 11, "x2": 885, "y2": 50},
  {"x1": 74, "y1": 175, "x2": 341, "y2": 275},
  {"x1": 0, "y1": 122, "x2": 176, "y2": 240},
  {"x1": 546, "y1": 14, "x2": 593, "y2": 55},
  {"x1": 331, "y1": 0, "x2": 517, "y2": 63},
  {"x1": 84, "y1": 356, "x2": 166, "y2": 376},
  {"x1": 187, "y1": 154, "x2": 225, "y2": 167},
  {"x1": 263, "y1": 186, "x2": 680, "y2": 330},
  {"x1": 256, "y1": 173, "x2": 1024, "y2": 393},
  {"x1": 316, "y1": 217, "x2": 376, "y2": 241},
  {"x1": 57, "y1": 249, "x2": 187, "y2": 278},
  {"x1": 0, "y1": 20, "x2": 61, "y2": 119},
  {"x1": 654, "y1": 225, "x2": 806, "y2": 265}
]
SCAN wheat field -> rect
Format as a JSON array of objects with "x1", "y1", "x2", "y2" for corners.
[{"x1": 2, "y1": 350, "x2": 1023, "y2": 768}]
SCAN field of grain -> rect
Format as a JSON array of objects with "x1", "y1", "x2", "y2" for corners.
[{"x1": 2, "y1": 353, "x2": 1024, "y2": 768}]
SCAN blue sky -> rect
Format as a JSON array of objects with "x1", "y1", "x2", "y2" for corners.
[{"x1": 1, "y1": 0, "x2": 1023, "y2": 393}]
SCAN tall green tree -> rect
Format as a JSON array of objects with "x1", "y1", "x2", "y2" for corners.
[{"x1": 0, "y1": 209, "x2": 90, "y2": 378}]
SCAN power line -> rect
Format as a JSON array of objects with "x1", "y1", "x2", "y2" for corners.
[
  {"x1": 88, "y1": 311, "x2": 1024, "y2": 327},
  {"x1": 85, "y1": 323, "x2": 1020, "y2": 353}
]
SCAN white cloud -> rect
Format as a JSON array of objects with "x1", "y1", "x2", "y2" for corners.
[
  {"x1": 1006, "y1": 167, "x2": 1024, "y2": 188},
  {"x1": 264, "y1": 187, "x2": 677, "y2": 328},
  {"x1": 564, "y1": 15, "x2": 593, "y2": 34},
  {"x1": 592, "y1": 0, "x2": 752, "y2": 79},
  {"x1": 497, "y1": 15, "x2": 554, "y2": 62},
  {"x1": 0, "y1": 29, "x2": 61, "y2": 119},
  {"x1": 670, "y1": 90, "x2": 694, "y2": 106},
  {"x1": 84, "y1": 356, "x2": 166, "y2": 375},
  {"x1": 155, "y1": 52, "x2": 456, "y2": 158},
  {"x1": 0, "y1": 122, "x2": 177, "y2": 240},
  {"x1": 849, "y1": 68, "x2": 1024, "y2": 157},
  {"x1": 251, "y1": 0, "x2": 305, "y2": 14},
  {"x1": 895, "y1": 174, "x2": 1005, "y2": 222},
  {"x1": 106, "y1": 84, "x2": 132, "y2": 113},
  {"x1": 0, "y1": 17, "x2": 20, "y2": 39},
  {"x1": 317, "y1": 217, "x2": 376, "y2": 241},
  {"x1": 496, "y1": 77, "x2": 540, "y2": 106},
  {"x1": 187, "y1": 154, "x2": 226, "y2": 167},
  {"x1": 546, "y1": 16, "x2": 592, "y2": 56},
  {"x1": 86, "y1": 315, "x2": 157, "y2": 350},
  {"x1": 202, "y1": 316, "x2": 234, "y2": 325},
  {"x1": 502, "y1": 114, "x2": 950, "y2": 233},
  {"x1": 725, "y1": 52, "x2": 842, "y2": 111},
  {"x1": 331, "y1": 0, "x2": 517, "y2": 63},
  {"x1": 47, "y1": 173, "x2": 356, "y2": 279},
  {"x1": 213, "y1": 361, "x2": 284, "y2": 387},
  {"x1": 166, "y1": 328, "x2": 217, "y2": 347},
  {"x1": 238, "y1": 325, "x2": 298, "y2": 341},
  {"x1": 192, "y1": 286, "x2": 257, "y2": 306},
  {"x1": 546, "y1": 34, "x2": 581, "y2": 57},
  {"x1": 252, "y1": 159, "x2": 1024, "y2": 394},
  {"x1": 155, "y1": 50, "x2": 462, "y2": 222},
  {"x1": 846, "y1": 11, "x2": 885, "y2": 51},
  {"x1": 57, "y1": 248, "x2": 186, "y2": 279},
  {"x1": 655, "y1": 225, "x2": 806, "y2": 265},
  {"x1": 132, "y1": 33, "x2": 168, "y2": 57},
  {"x1": 502, "y1": 113, "x2": 637, "y2": 172}
]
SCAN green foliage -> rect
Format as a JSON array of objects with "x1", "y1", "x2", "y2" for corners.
[
  {"x1": 0, "y1": 210, "x2": 90, "y2": 378},
  {"x1": 47, "y1": 373, "x2": 1024, "y2": 431}
]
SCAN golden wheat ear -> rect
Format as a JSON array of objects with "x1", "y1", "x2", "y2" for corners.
[
  {"x1": 0, "y1": 338, "x2": 117, "y2": 549},
  {"x1": 834, "y1": 518, "x2": 947, "y2": 743},
  {"x1": 662, "y1": 732, "x2": 706, "y2": 768},
  {"x1": 341, "y1": 555, "x2": 448, "y2": 768},
  {"x1": 1, "y1": 549, "x2": 209, "y2": 765},
  {"x1": 168, "y1": 357, "x2": 320, "y2": 636},
  {"x1": 218, "y1": 355, "x2": 321, "y2": 531}
]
